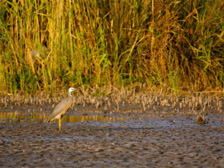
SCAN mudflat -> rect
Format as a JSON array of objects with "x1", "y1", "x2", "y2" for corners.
[{"x1": 0, "y1": 92, "x2": 223, "y2": 167}]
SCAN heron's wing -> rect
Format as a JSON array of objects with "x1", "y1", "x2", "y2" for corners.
[{"x1": 48, "y1": 98, "x2": 72, "y2": 122}]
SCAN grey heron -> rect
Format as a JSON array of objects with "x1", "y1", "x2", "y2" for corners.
[{"x1": 48, "y1": 87, "x2": 77, "y2": 132}]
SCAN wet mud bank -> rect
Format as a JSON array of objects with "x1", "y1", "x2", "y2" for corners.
[
  {"x1": 0, "y1": 90, "x2": 223, "y2": 167},
  {"x1": 0, "y1": 111, "x2": 224, "y2": 167}
]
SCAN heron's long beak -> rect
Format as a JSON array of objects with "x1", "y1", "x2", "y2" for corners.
[{"x1": 72, "y1": 88, "x2": 79, "y2": 93}]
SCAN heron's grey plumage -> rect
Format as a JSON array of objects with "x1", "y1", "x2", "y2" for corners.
[
  {"x1": 30, "y1": 50, "x2": 44, "y2": 59},
  {"x1": 48, "y1": 87, "x2": 76, "y2": 131},
  {"x1": 48, "y1": 96, "x2": 72, "y2": 123},
  {"x1": 29, "y1": 45, "x2": 50, "y2": 60}
]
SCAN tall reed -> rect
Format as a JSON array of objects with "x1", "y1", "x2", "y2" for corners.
[{"x1": 0, "y1": 0, "x2": 223, "y2": 94}]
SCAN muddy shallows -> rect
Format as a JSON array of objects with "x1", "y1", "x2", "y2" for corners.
[{"x1": 0, "y1": 110, "x2": 224, "y2": 168}]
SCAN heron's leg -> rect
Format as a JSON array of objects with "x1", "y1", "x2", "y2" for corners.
[{"x1": 59, "y1": 118, "x2": 62, "y2": 132}]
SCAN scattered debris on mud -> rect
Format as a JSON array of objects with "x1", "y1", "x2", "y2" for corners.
[{"x1": 0, "y1": 88, "x2": 223, "y2": 167}]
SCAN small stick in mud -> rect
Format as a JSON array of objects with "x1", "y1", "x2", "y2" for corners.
[{"x1": 196, "y1": 115, "x2": 207, "y2": 125}]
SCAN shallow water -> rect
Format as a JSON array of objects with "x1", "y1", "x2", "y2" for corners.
[{"x1": 0, "y1": 111, "x2": 223, "y2": 129}]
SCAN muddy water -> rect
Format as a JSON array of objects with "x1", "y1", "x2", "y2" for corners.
[{"x1": 0, "y1": 108, "x2": 224, "y2": 167}]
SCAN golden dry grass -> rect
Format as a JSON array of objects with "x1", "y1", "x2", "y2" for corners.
[{"x1": 0, "y1": 0, "x2": 223, "y2": 95}]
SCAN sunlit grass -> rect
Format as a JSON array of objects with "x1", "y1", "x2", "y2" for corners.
[{"x1": 0, "y1": 0, "x2": 223, "y2": 95}]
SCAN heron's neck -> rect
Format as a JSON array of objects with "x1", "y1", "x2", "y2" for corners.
[{"x1": 68, "y1": 92, "x2": 72, "y2": 98}]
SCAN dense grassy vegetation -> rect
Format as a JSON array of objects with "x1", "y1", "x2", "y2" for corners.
[{"x1": 0, "y1": 0, "x2": 223, "y2": 94}]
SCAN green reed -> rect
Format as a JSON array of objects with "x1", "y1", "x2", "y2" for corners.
[{"x1": 0, "y1": 0, "x2": 223, "y2": 94}]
